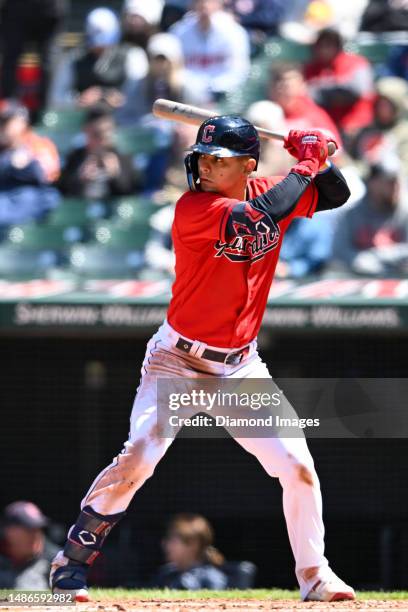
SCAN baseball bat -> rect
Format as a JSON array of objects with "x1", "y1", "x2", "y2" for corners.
[{"x1": 152, "y1": 98, "x2": 337, "y2": 156}]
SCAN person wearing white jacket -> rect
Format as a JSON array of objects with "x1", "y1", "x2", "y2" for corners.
[{"x1": 170, "y1": 0, "x2": 250, "y2": 105}]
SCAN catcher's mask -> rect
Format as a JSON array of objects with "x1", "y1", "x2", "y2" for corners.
[{"x1": 185, "y1": 115, "x2": 260, "y2": 191}]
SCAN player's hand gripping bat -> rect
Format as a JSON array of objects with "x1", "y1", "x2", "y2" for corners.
[{"x1": 152, "y1": 98, "x2": 338, "y2": 156}]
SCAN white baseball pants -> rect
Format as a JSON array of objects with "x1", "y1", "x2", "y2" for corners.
[{"x1": 80, "y1": 320, "x2": 329, "y2": 597}]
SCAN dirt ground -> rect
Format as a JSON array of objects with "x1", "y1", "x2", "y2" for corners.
[
  {"x1": 84, "y1": 599, "x2": 408, "y2": 612},
  {"x1": 4, "y1": 598, "x2": 408, "y2": 612}
]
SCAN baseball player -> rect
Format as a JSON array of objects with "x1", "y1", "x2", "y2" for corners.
[{"x1": 50, "y1": 116, "x2": 355, "y2": 602}]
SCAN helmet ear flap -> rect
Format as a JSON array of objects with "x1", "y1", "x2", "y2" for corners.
[{"x1": 184, "y1": 153, "x2": 200, "y2": 191}]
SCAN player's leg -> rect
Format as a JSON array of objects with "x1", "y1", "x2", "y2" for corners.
[
  {"x1": 228, "y1": 354, "x2": 355, "y2": 601},
  {"x1": 50, "y1": 333, "x2": 182, "y2": 599}
]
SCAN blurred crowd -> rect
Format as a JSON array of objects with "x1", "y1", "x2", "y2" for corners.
[
  {"x1": 0, "y1": 0, "x2": 408, "y2": 279},
  {"x1": 0, "y1": 502, "x2": 255, "y2": 590}
]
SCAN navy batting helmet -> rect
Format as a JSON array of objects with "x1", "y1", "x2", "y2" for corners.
[{"x1": 185, "y1": 115, "x2": 260, "y2": 191}]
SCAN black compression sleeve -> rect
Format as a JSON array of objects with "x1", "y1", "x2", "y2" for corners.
[
  {"x1": 225, "y1": 172, "x2": 311, "y2": 239},
  {"x1": 314, "y1": 164, "x2": 351, "y2": 211},
  {"x1": 248, "y1": 172, "x2": 311, "y2": 222}
]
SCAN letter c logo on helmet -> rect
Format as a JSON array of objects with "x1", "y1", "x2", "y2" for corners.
[
  {"x1": 202, "y1": 125, "x2": 215, "y2": 143},
  {"x1": 185, "y1": 115, "x2": 261, "y2": 191}
]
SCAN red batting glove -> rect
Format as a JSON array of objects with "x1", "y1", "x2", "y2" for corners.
[
  {"x1": 283, "y1": 129, "x2": 304, "y2": 158},
  {"x1": 284, "y1": 129, "x2": 332, "y2": 179}
]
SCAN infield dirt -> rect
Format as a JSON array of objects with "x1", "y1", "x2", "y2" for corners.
[{"x1": 3, "y1": 598, "x2": 408, "y2": 612}]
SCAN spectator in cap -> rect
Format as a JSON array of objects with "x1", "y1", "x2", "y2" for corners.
[
  {"x1": 122, "y1": 0, "x2": 164, "y2": 48},
  {"x1": 117, "y1": 33, "x2": 185, "y2": 125},
  {"x1": 49, "y1": 8, "x2": 148, "y2": 110},
  {"x1": 304, "y1": 28, "x2": 375, "y2": 136},
  {"x1": 0, "y1": 501, "x2": 58, "y2": 589},
  {"x1": 0, "y1": 0, "x2": 67, "y2": 116},
  {"x1": 170, "y1": 0, "x2": 250, "y2": 105},
  {"x1": 0, "y1": 100, "x2": 60, "y2": 227},
  {"x1": 351, "y1": 77, "x2": 408, "y2": 174},
  {"x1": 331, "y1": 159, "x2": 408, "y2": 276},
  {"x1": 116, "y1": 33, "x2": 186, "y2": 191},
  {"x1": 59, "y1": 106, "x2": 140, "y2": 199}
]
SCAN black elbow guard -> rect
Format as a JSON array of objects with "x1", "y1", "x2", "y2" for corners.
[{"x1": 315, "y1": 164, "x2": 351, "y2": 211}]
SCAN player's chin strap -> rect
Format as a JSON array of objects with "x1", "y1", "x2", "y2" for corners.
[
  {"x1": 184, "y1": 153, "x2": 201, "y2": 191},
  {"x1": 64, "y1": 505, "x2": 125, "y2": 565}
]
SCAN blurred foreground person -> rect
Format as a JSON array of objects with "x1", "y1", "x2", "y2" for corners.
[
  {"x1": 304, "y1": 28, "x2": 374, "y2": 135},
  {"x1": 0, "y1": 0, "x2": 67, "y2": 114},
  {"x1": 116, "y1": 33, "x2": 184, "y2": 124},
  {"x1": 351, "y1": 77, "x2": 408, "y2": 173},
  {"x1": 59, "y1": 107, "x2": 139, "y2": 199},
  {"x1": 360, "y1": 0, "x2": 408, "y2": 32},
  {"x1": 49, "y1": 8, "x2": 147, "y2": 110},
  {"x1": 121, "y1": 0, "x2": 163, "y2": 49},
  {"x1": 332, "y1": 161, "x2": 408, "y2": 276},
  {"x1": 171, "y1": 0, "x2": 250, "y2": 104},
  {"x1": 268, "y1": 63, "x2": 341, "y2": 146},
  {"x1": 0, "y1": 502, "x2": 58, "y2": 589},
  {"x1": 117, "y1": 33, "x2": 185, "y2": 191},
  {"x1": 160, "y1": 0, "x2": 190, "y2": 31},
  {"x1": 152, "y1": 514, "x2": 227, "y2": 589},
  {"x1": 0, "y1": 100, "x2": 60, "y2": 226}
]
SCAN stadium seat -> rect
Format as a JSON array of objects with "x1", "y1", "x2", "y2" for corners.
[
  {"x1": 6, "y1": 223, "x2": 84, "y2": 249},
  {"x1": 39, "y1": 109, "x2": 86, "y2": 132},
  {"x1": 264, "y1": 37, "x2": 310, "y2": 63},
  {"x1": 93, "y1": 220, "x2": 151, "y2": 251},
  {"x1": 69, "y1": 244, "x2": 144, "y2": 279},
  {"x1": 111, "y1": 196, "x2": 156, "y2": 224},
  {"x1": 345, "y1": 41, "x2": 391, "y2": 64},
  {"x1": 47, "y1": 198, "x2": 109, "y2": 227},
  {"x1": 115, "y1": 126, "x2": 158, "y2": 156},
  {"x1": 0, "y1": 245, "x2": 60, "y2": 279},
  {"x1": 36, "y1": 109, "x2": 86, "y2": 156}
]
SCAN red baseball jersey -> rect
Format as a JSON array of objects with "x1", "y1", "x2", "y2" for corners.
[{"x1": 167, "y1": 176, "x2": 318, "y2": 348}]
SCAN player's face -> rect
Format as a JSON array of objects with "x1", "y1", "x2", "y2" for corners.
[{"x1": 198, "y1": 153, "x2": 255, "y2": 196}]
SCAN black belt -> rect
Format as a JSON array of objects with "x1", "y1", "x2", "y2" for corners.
[{"x1": 175, "y1": 338, "x2": 250, "y2": 365}]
